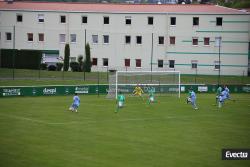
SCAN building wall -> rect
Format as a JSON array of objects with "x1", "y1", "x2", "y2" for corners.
[{"x1": 0, "y1": 10, "x2": 249, "y2": 75}]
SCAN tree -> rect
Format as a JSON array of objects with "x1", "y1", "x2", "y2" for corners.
[
  {"x1": 84, "y1": 43, "x2": 92, "y2": 72},
  {"x1": 64, "y1": 43, "x2": 70, "y2": 71},
  {"x1": 78, "y1": 55, "x2": 84, "y2": 72}
]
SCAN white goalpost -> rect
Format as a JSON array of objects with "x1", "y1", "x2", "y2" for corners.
[{"x1": 106, "y1": 71, "x2": 181, "y2": 99}]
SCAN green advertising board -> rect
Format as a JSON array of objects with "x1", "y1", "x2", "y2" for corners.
[
  {"x1": 0, "y1": 85, "x2": 108, "y2": 97},
  {"x1": 0, "y1": 84, "x2": 249, "y2": 97}
]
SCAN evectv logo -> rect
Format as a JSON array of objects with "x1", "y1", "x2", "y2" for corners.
[{"x1": 222, "y1": 149, "x2": 250, "y2": 160}]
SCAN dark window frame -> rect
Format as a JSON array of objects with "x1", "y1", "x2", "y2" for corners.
[
  {"x1": 82, "y1": 16, "x2": 88, "y2": 24},
  {"x1": 136, "y1": 36, "x2": 142, "y2": 44},
  {"x1": 148, "y1": 16, "x2": 154, "y2": 25},
  {"x1": 170, "y1": 17, "x2": 176, "y2": 26},
  {"x1": 169, "y1": 60, "x2": 175, "y2": 69},
  {"x1": 193, "y1": 17, "x2": 199, "y2": 26},
  {"x1": 158, "y1": 59, "x2": 163, "y2": 68},
  {"x1": 104, "y1": 16, "x2": 109, "y2": 24}
]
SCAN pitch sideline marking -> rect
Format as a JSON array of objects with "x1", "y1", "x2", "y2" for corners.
[{"x1": 0, "y1": 112, "x2": 219, "y2": 126}]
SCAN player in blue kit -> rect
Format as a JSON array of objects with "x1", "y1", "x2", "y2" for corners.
[
  {"x1": 69, "y1": 93, "x2": 80, "y2": 112},
  {"x1": 188, "y1": 88, "x2": 198, "y2": 110},
  {"x1": 218, "y1": 89, "x2": 227, "y2": 108}
]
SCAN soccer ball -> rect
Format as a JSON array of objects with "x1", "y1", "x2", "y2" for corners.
[{"x1": 69, "y1": 107, "x2": 73, "y2": 111}]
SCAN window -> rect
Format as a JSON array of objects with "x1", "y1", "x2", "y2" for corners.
[
  {"x1": 70, "y1": 57, "x2": 76, "y2": 62},
  {"x1": 6, "y1": 32, "x2": 12, "y2": 41},
  {"x1": 27, "y1": 33, "x2": 33, "y2": 42},
  {"x1": 136, "y1": 36, "x2": 142, "y2": 44},
  {"x1": 103, "y1": 58, "x2": 108, "y2": 67},
  {"x1": 59, "y1": 34, "x2": 66, "y2": 43},
  {"x1": 16, "y1": 14, "x2": 22, "y2": 22},
  {"x1": 82, "y1": 16, "x2": 87, "y2": 24},
  {"x1": 125, "y1": 35, "x2": 131, "y2": 44},
  {"x1": 204, "y1": 37, "x2": 210, "y2": 46},
  {"x1": 158, "y1": 36, "x2": 164, "y2": 45},
  {"x1": 215, "y1": 37, "x2": 222, "y2": 47},
  {"x1": 104, "y1": 16, "x2": 109, "y2": 24},
  {"x1": 70, "y1": 34, "x2": 76, "y2": 43},
  {"x1": 191, "y1": 60, "x2": 198, "y2": 69},
  {"x1": 38, "y1": 33, "x2": 44, "y2": 42},
  {"x1": 192, "y1": 37, "x2": 198, "y2": 46},
  {"x1": 125, "y1": 16, "x2": 131, "y2": 25},
  {"x1": 214, "y1": 61, "x2": 220, "y2": 70},
  {"x1": 60, "y1": 15, "x2": 66, "y2": 23},
  {"x1": 193, "y1": 17, "x2": 199, "y2": 26},
  {"x1": 170, "y1": 17, "x2": 176, "y2": 26},
  {"x1": 216, "y1": 17, "x2": 223, "y2": 26},
  {"x1": 148, "y1": 16, "x2": 153, "y2": 25},
  {"x1": 92, "y1": 58, "x2": 97, "y2": 66},
  {"x1": 169, "y1": 60, "x2": 175, "y2": 68},
  {"x1": 170, "y1": 36, "x2": 175, "y2": 45},
  {"x1": 103, "y1": 35, "x2": 109, "y2": 44},
  {"x1": 38, "y1": 14, "x2": 44, "y2": 23},
  {"x1": 136, "y1": 59, "x2": 141, "y2": 68},
  {"x1": 158, "y1": 60, "x2": 163, "y2": 68},
  {"x1": 92, "y1": 35, "x2": 98, "y2": 44},
  {"x1": 125, "y1": 59, "x2": 130, "y2": 67}
]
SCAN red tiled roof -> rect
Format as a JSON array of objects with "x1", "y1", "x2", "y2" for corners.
[{"x1": 0, "y1": 1, "x2": 247, "y2": 14}]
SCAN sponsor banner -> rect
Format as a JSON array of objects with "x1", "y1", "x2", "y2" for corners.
[
  {"x1": 75, "y1": 86, "x2": 89, "y2": 94},
  {"x1": 2, "y1": 88, "x2": 21, "y2": 96},
  {"x1": 181, "y1": 86, "x2": 185, "y2": 92},
  {"x1": 0, "y1": 85, "x2": 249, "y2": 97},
  {"x1": 198, "y1": 86, "x2": 208, "y2": 92},
  {"x1": 242, "y1": 86, "x2": 250, "y2": 93},
  {"x1": 222, "y1": 149, "x2": 250, "y2": 160},
  {"x1": 43, "y1": 87, "x2": 57, "y2": 95}
]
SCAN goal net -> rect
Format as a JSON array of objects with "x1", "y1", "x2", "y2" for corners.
[{"x1": 106, "y1": 71, "x2": 180, "y2": 99}]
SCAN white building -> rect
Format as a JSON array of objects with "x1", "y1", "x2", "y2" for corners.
[{"x1": 0, "y1": 1, "x2": 249, "y2": 75}]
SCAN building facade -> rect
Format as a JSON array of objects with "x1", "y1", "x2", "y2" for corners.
[{"x1": 0, "y1": 1, "x2": 249, "y2": 75}]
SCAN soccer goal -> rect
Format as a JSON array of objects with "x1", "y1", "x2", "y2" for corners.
[{"x1": 106, "y1": 71, "x2": 181, "y2": 99}]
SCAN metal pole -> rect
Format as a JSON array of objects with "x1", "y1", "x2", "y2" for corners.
[
  {"x1": 107, "y1": 67, "x2": 109, "y2": 82},
  {"x1": 218, "y1": 36, "x2": 221, "y2": 86},
  {"x1": 150, "y1": 33, "x2": 153, "y2": 82},
  {"x1": 115, "y1": 71, "x2": 118, "y2": 99},
  {"x1": 97, "y1": 71, "x2": 100, "y2": 97},
  {"x1": 195, "y1": 68, "x2": 197, "y2": 84},
  {"x1": 84, "y1": 29, "x2": 86, "y2": 48},
  {"x1": 12, "y1": 25, "x2": 15, "y2": 80},
  {"x1": 178, "y1": 71, "x2": 181, "y2": 98}
]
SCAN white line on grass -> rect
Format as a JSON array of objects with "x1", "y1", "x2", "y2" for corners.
[{"x1": 0, "y1": 112, "x2": 217, "y2": 126}]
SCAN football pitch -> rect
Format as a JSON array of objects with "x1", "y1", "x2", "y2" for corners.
[{"x1": 0, "y1": 94, "x2": 249, "y2": 167}]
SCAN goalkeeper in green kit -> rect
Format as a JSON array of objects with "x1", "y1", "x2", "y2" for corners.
[{"x1": 115, "y1": 91, "x2": 125, "y2": 113}]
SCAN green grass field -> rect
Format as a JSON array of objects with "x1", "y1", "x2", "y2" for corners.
[{"x1": 0, "y1": 94, "x2": 250, "y2": 167}]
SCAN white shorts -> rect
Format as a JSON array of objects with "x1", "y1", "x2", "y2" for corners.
[
  {"x1": 118, "y1": 101, "x2": 123, "y2": 107},
  {"x1": 150, "y1": 96, "x2": 154, "y2": 102}
]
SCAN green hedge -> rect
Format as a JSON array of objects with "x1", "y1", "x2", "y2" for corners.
[{"x1": 0, "y1": 49, "x2": 42, "y2": 69}]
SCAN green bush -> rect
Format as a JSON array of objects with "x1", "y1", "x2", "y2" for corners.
[
  {"x1": 84, "y1": 43, "x2": 92, "y2": 72},
  {"x1": 0, "y1": 49, "x2": 42, "y2": 69},
  {"x1": 56, "y1": 63, "x2": 64, "y2": 71},
  {"x1": 40, "y1": 63, "x2": 47, "y2": 70},
  {"x1": 70, "y1": 62, "x2": 79, "y2": 72},
  {"x1": 64, "y1": 44, "x2": 70, "y2": 71},
  {"x1": 48, "y1": 65, "x2": 56, "y2": 71}
]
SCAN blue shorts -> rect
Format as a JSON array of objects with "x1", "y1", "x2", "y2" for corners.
[{"x1": 71, "y1": 103, "x2": 79, "y2": 109}]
